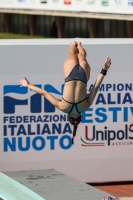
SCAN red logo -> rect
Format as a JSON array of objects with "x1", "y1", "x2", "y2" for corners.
[{"x1": 64, "y1": 0, "x2": 71, "y2": 4}]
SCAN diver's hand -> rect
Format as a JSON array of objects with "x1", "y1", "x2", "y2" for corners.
[
  {"x1": 20, "y1": 77, "x2": 30, "y2": 87},
  {"x1": 103, "y1": 57, "x2": 111, "y2": 70}
]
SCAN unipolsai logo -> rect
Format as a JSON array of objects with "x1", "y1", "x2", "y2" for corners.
[{"x1": 81, "y1": 125, "x2": 133, "y2": 147}]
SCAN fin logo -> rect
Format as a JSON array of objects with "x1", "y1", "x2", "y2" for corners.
[{"x1": 3, "y1": 84, "x2": 64, "y2": 114}]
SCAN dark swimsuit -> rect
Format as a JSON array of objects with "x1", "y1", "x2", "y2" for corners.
[{"x1": 62, "y1": 64, "x2": 88, "y2": 114}]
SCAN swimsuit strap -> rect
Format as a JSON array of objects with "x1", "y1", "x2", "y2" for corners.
[
  {"x1": 75, "y1": 104, "x2": 81, "y2": 114},
  {"x1": 62, "y1": 97, "x2": 73, "y2": 104},
  {"x1": 62, "y1": 96, "x2": 87, "y2": 105},
  {"x1": 62, "y1": 96, "x2": 87, "y2": 114},
  {"x1": 68, "y1": 104, "x2": 75, "y2": 114},
  {"x1": 75, "y1": 96, "x2": 87, "y2": 104},
  {"x1": 74, "y1": 96, "x2": 87, "y2": 113}
]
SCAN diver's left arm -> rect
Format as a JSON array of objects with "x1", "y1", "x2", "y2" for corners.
[{"x1": 87, "y1": 57, "x2": 111, "y2": 107}]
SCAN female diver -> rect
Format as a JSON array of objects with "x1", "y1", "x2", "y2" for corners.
[{"x1": 20, "y1": 41, "x2": 111, "y2": 144}]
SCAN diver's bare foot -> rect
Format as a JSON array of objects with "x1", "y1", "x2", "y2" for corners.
[
  {"x1": 70, "y1": 41, "x2": 78, "y2": 47},
  {"x1": 77, "y1": 42, "x2": 82, "y2": 47}
]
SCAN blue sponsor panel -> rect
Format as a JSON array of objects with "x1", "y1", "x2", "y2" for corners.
[
  {"x1": 3, "y1": 84, "x2": 64, "y2": 114},
  {"x1": 3, "y1": 84, "x2": 72, "y2": 152},
  {"x1": 2, "y1": 82, "x2": 133, "y2": 151}
]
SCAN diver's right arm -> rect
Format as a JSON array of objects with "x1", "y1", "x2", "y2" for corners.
[{"x1": 20, "y1": 77, "x2": 62, "y2": 110}]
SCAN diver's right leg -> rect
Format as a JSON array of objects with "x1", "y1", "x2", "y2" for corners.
[
  {"x1": 63, "y1": 41, "x2": 79, "y2": 78},
  {"x1": 68, "y1": 41, "x2": 79, "y2": 58}
]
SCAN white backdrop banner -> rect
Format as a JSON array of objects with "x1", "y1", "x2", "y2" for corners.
[
  {"x1": 0, "y1": 39, "x2": 133, "y2": 183},
  {"x1": 0, "y1": 0, "x2": 133, "y2": 15}
]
